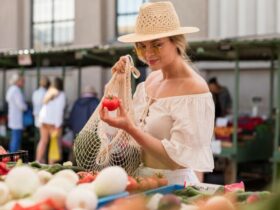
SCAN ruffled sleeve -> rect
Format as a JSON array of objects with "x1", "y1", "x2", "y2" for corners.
[{"x1": 161, "y1": 94, "x2": 215, "y2": 172}]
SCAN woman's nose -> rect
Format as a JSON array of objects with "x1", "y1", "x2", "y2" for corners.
[{"x1": 144, "y1": 46, "x2": 156, "y2": 56}]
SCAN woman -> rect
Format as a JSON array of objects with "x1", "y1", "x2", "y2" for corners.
[
  {"x1": 36, "y1": 77, "x2": 66, "y2": 164},
  {"x1": 32, "y1": 76, "x2": 50, "y2": 128},
  {"x1": 100, "y1": 1, "x2": 214, "y2": 184}
]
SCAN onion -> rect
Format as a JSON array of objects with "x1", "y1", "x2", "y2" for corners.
[
  {"x1": 93, "y1": 166, "x2": 128, "y2": 197},
  {"x1": 0, "y1": 182, "x2": 10, "y2": 205},
  {"x1": 66, "y1": 188, "x2": 98, "y2": 210},
  {"x1": 14, "y1": 198, "x2": 35, "y2": 208},
  {"x1": 1, "y1": 200, "x2": 16, "y2": 210},
  {"x1": 33, "y1": 185, "x2": 67, "y2": 208},
  {"x1": 47, "y1": 177, "x2": 75, "y2": 193},
  {"x1": 203, "y1": 196, "x2": 235, "y2": 210},
  {"x1": 53, "y1": 169, "x2": 79, "y2": 184},
  {"x1": 77, "y1": 183, "x2": 96, "y2": 192},
  {"x1": 37, "y1": 170, "x2": 53, "y2": 185},
  {"x1": 5, "y1": 166, "x2": 40, "y2": 199}
]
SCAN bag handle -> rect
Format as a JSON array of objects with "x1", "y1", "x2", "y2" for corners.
[
  {"x1": 105, "y1": 55, "x2": 140, "y2": 96},
  {"x1": 95, "y1": 55, "x2": 140, "y2": 165}
]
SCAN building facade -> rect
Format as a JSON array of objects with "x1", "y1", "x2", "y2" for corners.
[{"x1": 0, "y1": 0, "x2": 279, "y2": 116}]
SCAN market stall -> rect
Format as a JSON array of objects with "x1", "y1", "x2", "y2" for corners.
[
  {"x1": 0, "y1": 153, "x2": 276, "y2": 210},
  {"x1": 0, "y1": 35, "x2": 280, "y2": 184}
]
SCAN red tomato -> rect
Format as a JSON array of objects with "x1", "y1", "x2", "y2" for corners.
[
  {"x1": 78, "y1": 173, "x2": 96, "y2": 184},
  {"x1": 145, "y1": 177, "x2": 159, "y2": 189},
  {"x1": 102, "y1": 96, "x2": 120, "y2": 111},
  {"x1": 224, "y1": 181, "x2": 245, "y2": 193},
  {"x1": 153, "y1": 173, "x2": 168, "y2": 187},
  {"x1": 0, "y1": 162, "x2": 9, "y2": 175},
  {"x1": 126, "y1": 176, "x2": 139, "y2": 191},
  {"x1": 77, "y1": 171, "x2": 97, "y2": 184},
  {"x1": 136, "y1": 177, "x2": 150, "y2": 191},
  {"x1": 77, "y1": 171, "x2": 90, "y2": 179},
  {"x1": 157, "y1": 177, "x2": 168, "y2": 187},
  {"x1": 246, "y1": 194, "x2": 259, "y2": 203}
]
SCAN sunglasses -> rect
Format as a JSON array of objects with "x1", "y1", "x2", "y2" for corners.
[{"x1": 134, "y1": 41, "x2": 166, "y2": 57}]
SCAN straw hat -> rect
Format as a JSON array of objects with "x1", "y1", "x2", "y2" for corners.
[{"x1": 118, "y1": 1, "x2": 199, "y2": 43}]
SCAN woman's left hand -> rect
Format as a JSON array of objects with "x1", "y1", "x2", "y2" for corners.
[{"x1": 99, "y1": 100, "x2": 134, "y2": 132}]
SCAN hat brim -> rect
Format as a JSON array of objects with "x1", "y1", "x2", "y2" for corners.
[{"x1": 118, "y1": 27, "x2": 199, "y2": 43}]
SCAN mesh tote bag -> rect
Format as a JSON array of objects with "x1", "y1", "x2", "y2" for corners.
[{"x1": 74, "y1": 55, "x2": 141, "y2": 175}]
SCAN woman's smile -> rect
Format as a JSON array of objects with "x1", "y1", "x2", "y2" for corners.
[{"x1": 147, "y1": 58, "x2": 159, "y2": 66}]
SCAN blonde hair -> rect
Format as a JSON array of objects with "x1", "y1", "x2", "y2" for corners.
[{"x1": 169, "y1": 34, "x2": 190, "y2": 61}]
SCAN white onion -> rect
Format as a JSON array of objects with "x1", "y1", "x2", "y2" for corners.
[
  {"x1": 53, "y1": 169, "x2": 79, "y2": 184},
  {"x1": 5, "y1": 166, "x2": 40, "y2": 198},
  {"x1": 1, "y1": 200, "x2": 16, "y2": 210},
  {"x1": 47, "y1": 177, "x2": 75, "y2": 193},
  {"x1": 33, "y1": 185, "x2": 67, "y2": 208},
  {"x1": 93, "y1": 166, "x2": 128, "y2": 197},
  {"x1": 66, "y1": 188, "x2": 98, "y2": 210},
  {"x1": 0, "y1": 182, "x2": 10, "y2": 205},
  {"x1": 37, "y1": 170, "x2": 53, "y2": 185}
]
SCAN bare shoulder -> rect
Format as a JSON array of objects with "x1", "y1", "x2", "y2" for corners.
[{"x1": 183, "y1": 74, "x2": 210, "y2": 94}]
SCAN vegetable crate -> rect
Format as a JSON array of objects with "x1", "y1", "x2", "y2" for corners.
[{"x1": 0, "y1": 150, "x2": 28, "y2": 163}]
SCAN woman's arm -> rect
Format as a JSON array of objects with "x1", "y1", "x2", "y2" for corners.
[{"x1": 99, "y1": 101, "x2": 183, "y2": 170}]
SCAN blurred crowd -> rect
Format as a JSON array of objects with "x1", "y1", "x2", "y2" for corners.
[{"x1": 4, "y1": 72, "x2": 100, "y2": 164}]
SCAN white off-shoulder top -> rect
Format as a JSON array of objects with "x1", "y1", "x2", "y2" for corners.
[{"x1": 133, "y1": 82, "x2": 215, "y2": 172}]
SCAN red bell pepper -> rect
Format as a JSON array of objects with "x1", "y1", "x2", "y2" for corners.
[
  {"x1": 12, "y1": 198, "x2": 64, "y2": 210},
  {"x1": 0, "y1": 162, "x2": 9, "y2": 175},
  {"x1": 224, "y1": 181, "x2": 245, "y2": 193}
]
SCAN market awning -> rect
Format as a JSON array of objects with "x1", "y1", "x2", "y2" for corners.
[{"x1": 0, "y1": 34, "x2": 279, "y2": 69}]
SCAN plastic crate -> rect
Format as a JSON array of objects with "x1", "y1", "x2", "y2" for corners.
[
  {"x1": 96, "y1": 185, "x2": 185, "y2": 208},
  {"x1": 143, "y1": 184, "x2": 185, "y2": 196},
  {"x1": 97, "y1": 191, "x2": 129, "y2": 208},
  {"x1": 0, "y1": 150, "x2": 29, "y2": 163}
]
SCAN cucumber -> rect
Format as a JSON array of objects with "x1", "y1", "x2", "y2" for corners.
[
  {"x1": 62, "y1": 165, "x2": 85, "y2": 172},
  {"x1": 236, "y1": 191, "x2": 271, "y2": 202},
  {"x1": 174, "y1": 186, "x2": 208, "y2": 197},
  {"x1": 29, "y1": 161, "x2": 43, "y2": 168},
  {"x1": 187, "y1": 194, "x2": 209, "y2": 203},
  {"x1": 46, "y1": 164, "x2": 64, "y2": 174}
]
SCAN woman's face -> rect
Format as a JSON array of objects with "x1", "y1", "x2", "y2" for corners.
[{"x1": 135, "y1": 37, "x2": 178, "y2": 70}]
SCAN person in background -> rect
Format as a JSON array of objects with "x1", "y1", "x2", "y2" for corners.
[
  {"x1": 32, "y1": 76, "x2": 50, "y2": 128},
  {"x1": 68, "y1": 85, "x2": 99, "y2": 163},
  {"x1": 100, "y1": 1, "x2": 215, "y2": 184},
  {"x1": 5, "y1": 73, "x2": 27, "y2": 152},
  {"x1": 36, "y1": 77, "x2": 66, "y2": 164},
  {"x1": 69, "y1": 85, "x2": 100, "y2": 137},
  {"x1": 208, "y1": 77, "x2": 232, "y2": 118}
]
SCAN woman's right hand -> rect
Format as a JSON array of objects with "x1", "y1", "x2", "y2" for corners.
[
  {"x1": 99, "y1": 100, "x2": 135, "y2": 133},
  {"x1": 111, "y1": 56, "x2": 128, "y2": 74}
]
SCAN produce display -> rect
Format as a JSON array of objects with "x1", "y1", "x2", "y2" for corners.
[
  {"x1": 0, "y1": 148, "x2": 275, "y2": 210},
  {"x1": 0, "y1": 154, "x2": 169, "y2": 209}
]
